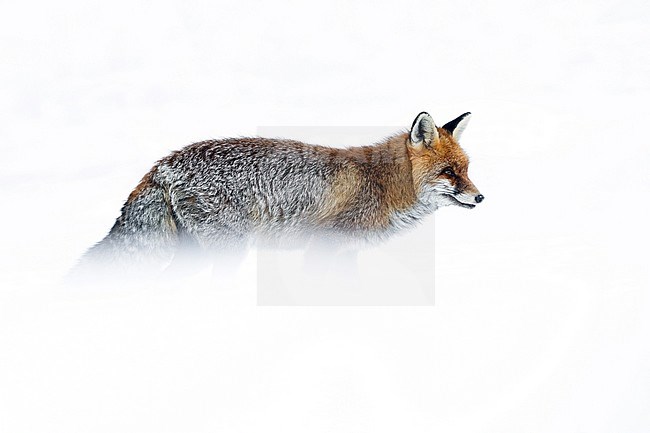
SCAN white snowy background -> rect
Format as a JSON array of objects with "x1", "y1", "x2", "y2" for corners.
[{"x1": 1, "y1": 0, "x2": 649, "y2": 432}]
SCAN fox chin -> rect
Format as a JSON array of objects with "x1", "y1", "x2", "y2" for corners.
[{"x1": 70, "y1": 111, "x2": 484, "y2": 279}]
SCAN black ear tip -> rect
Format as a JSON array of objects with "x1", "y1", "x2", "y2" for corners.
[
  {"x1": 442, "y1": 112, "x2": 472, "y2": 134},
  {"x1": 411, "y1": 111, "x2": 430, "y2": 129}
]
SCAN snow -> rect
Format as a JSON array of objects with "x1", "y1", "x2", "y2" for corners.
[{"x1": 0, "y1": 0, "x2": 648, "y2": 432}]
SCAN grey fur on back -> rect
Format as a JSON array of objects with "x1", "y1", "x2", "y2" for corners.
[{"x1": 161, "y1": 138, "x2": 340, "y2": 246}]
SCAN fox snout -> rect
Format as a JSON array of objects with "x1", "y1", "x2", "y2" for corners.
[
  {"x1": 449, "y1": 185, "x2": 484, "y2": 209},
  {"x1": 450, "y1": 174, "x2": 484, "y2": 208},
  {"x1": 457, "y1": 178, "x2": 484, "y2": 206}
]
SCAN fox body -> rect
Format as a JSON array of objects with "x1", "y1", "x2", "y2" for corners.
[{"x1": 75, "y1": 112, "x2": 483, "y2": 275}]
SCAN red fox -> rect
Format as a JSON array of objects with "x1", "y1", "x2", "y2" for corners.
[{"x1": 72, "y1": 112, "x2": 483, "y2": 277}]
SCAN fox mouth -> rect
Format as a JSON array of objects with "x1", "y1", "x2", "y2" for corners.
[{"x1": 444, "y1": 194, "x2": 476, "y2": 209}]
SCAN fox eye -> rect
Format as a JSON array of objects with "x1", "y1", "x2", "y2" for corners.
[{"x1": 442, "y1": 168, "x2": 455, "y2": 176}]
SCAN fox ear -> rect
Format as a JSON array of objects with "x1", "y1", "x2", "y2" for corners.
[
  {"x1": 442, "y1": 112, "x2": 471, "y2": 141},
  {"x1": 410, "y1": 112, "x2": 439, "y2": 148}
]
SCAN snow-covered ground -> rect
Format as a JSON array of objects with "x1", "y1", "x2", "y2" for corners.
[{"x1": 1, "y1": 0, "x2": 648, "y2": 432}]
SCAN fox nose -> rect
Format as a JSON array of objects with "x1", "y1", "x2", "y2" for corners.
[{"x1": 475, "y1": 194, "x2": 484, "y2": 203}]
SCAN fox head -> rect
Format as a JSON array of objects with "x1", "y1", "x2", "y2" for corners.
[{"x1": 408, "y1": 111, "x2": 484, "y2": 209}]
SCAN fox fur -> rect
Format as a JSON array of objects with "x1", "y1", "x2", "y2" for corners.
[{"x1": 72, "y1": 112, "x2": 483, "y2": 277}]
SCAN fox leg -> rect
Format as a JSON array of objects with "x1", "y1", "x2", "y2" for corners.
[{"x1": 163, "y1": 236, "x2": 210, "y2": 278}]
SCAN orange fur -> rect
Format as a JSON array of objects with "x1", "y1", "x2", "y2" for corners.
[{"x1": 409, "y1": 127, "x2": 479, "y2": 196}]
